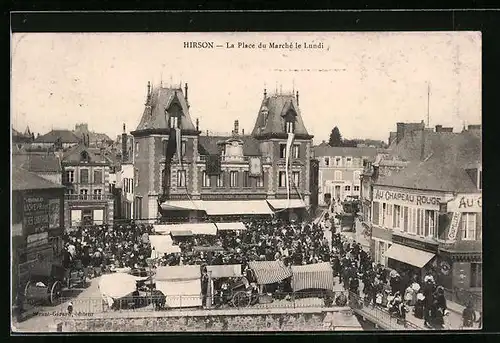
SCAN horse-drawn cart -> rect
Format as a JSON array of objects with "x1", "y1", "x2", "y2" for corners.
[
  {"x1": 206, "y1": 264, "x2": 258, "y2": 308},
  {"x1": 23, "y1": 262, "x2": 64, "y2": 305}
]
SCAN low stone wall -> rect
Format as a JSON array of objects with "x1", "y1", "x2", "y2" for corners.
[{"x1": 61, "y1": 308, "x2": 361, "y2": 332}]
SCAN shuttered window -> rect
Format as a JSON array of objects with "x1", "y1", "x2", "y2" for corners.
[{"x1": 372, "y1": 201, "x2": 380, "y2": 225}]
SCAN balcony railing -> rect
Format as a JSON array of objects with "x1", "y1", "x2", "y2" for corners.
[{"x1": 65, "y1": 194, "x2": 113, "y2": 201}]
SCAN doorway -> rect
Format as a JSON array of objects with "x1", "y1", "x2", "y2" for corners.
[{"x1": 82, "y1": 209, "x2": 93, "y2": 226}]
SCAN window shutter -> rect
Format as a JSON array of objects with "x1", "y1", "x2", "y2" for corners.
[{"x1": 372, "y1": 201, "x2": 379, "y2": 225}]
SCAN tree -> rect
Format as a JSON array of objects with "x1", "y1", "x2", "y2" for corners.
[{"x1": 328, "y1": 127, "x2": 342, "y2": 147}]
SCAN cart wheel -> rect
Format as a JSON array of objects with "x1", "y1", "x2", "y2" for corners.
[
  {"x1": 24, "y1": 281, "x2": 32, "y2": 298},
  {"x1": 231, "y1": 291, "x2": 251, "y2": 308},
  {"x1": 50, "y1": 281, "x2": 62, "y2": 305}
]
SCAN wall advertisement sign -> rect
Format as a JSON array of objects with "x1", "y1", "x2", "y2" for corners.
[
  {"x1": 447, "y1": 193, "x2": 482, "y2": 213},
  {"x1": 373, "y1": 188, "x2": 443, "y2": 209},
  {"x1": 447, "y1": 212, "x2": 462, "y2": 242},
  {"x1": 23, "y1": 196, "x2": 61, "y2": 235}
]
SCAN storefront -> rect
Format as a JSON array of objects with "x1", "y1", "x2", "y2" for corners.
[
  {"x1": 370, "y1": 185, "x2": 452, "y2": 274},
  {"x1": 385, "y1": 233, "x2": 439, "y2": 281},
  {"x1": 437, "y1": 193, "x2": 482, "y2": 291}
]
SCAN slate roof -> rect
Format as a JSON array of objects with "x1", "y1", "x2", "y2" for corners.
[
  {"x1": 388, "y1": 130, "x2": 482, "y2": 167},
  {"x1": 74, "y1": 131, "x2": 113, "y2": 143},
  {"x1": 251, "y1": 93, "x2": 310, "y2": 137},
  {"x1": 12, "y1": 153, "x2": 61, "y2": 173},
  {"x1": 34, "y1": 130, "x2": 81, "y2": 144},
  {"x1": 135, "y1": 86, "x2": 196, "y2": 132},
  {"x1": 375, "y1": 156, "x2": 479, "y2": 193},
  {"x1": 12, "y1": 167, "x2": 64, "y2": 191},
  {"x1": 198, "y1": 135, "x2": 261, "y2": 156},
  {"x1": 313, "y1": 146, "x2": 378, "y2": 158},
  {"x1": 62, "y1": 144, "x2": 110, "y2": 164}
]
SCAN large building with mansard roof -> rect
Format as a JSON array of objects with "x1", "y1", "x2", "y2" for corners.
[{"x1": 129, "y1": 82, "x2": 314, "y2": 223}]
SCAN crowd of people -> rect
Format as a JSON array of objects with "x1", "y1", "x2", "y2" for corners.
[
  {"x1": 62, "y1": 223, "x2": 153, "y2": 272},
  {"x1": 56, "y1": 210, "x2": 479, "y2": 330}
]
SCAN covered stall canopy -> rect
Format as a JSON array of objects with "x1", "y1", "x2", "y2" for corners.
[
  {"x1": 149, "y1": 235, "x2": 181, "y2": 256},
  {"x1": 160, "y1": 200, "x2": 205, "y2": 211},
  {"x1": 215, "y1": 222, "x2": 247, "y2": 231},
  {"x1": 98, "y1": 273, "x2": 137, "y2": 307},
  {"x1": 248, "y1": 261, "x2": 292, "y2": 285},
  {"x1": 266, "y1": 199, "x2": 307, "y2": 210},
  {"x1": 154, "y1": 223, "x2": 217, "y2": 236},
  {"x1": 206, "y1": 264, "x2": 242, "y2": 279},
  {"x1": 193, "y1": 246, "x2": 225, "y2": 253},
  {"x1": 383, "y1": 244, "x2": 435, "y2": 269},
  {"x1": 291, "y1": 262, "x2": 335, "y2": 292},
  {"x1": 155, "y1": 265, "x2": 202, "y2": 308},
  {"x1": 202, "y1": 200, "x2": 273, "y2": 216}
]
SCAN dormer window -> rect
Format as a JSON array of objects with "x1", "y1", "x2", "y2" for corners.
[
  {"x1": 169, "y1": 116, "x2": 179, "y2": 129},
  {"x1": 285, "y1": 121, "x2": 295, "y2": 133},
  {"x1": 80, "y1": 150, "x2": 90, "y2": 162},
  {"x1": 261, "y1": 107, "x2": 269, "y2": 127}
]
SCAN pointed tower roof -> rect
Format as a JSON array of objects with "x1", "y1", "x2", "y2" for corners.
[
  {"x1": 24, "y1": 126, "x2": 31, "y2": 136},
  {"x1": 251, "y1": 91, "x2": 312, "y2": 140},
  {"x1": 132, "y1": 83, "x2": 197, "y2": 136}
]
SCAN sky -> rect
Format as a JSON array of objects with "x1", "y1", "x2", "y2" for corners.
[{"x1": 11, "y1": 32, "x2": 481, "y2": 143}]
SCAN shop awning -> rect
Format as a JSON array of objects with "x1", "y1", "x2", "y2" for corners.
[
  {"x1": 248, "y1": 261, "x2": 292, "y2": 285},
  {"x1": 266, "y1": 199, "x2": 307, "y2": 210},
  {"x1": 206, "y1": 264, "x2": 242, "y2": 278},
  {"x1": 291, "y1": 262, "x2": 335, "y2": 292},
  {"x1": 383, "y1": 244, "x2": 435, "y2": 268},
  {"x1": 160, "y1": 200, "x2": 205, "y2": 211},
  {"x1": 215, "y1": 222, "x2": 247, "y2": 231},
  {"x1": 170, "y1": 230, "x2": 193, "y2": 237},
  {"x1": 155, "y1": 265, "x2": 201, "y2": 281},
  {"x1": 202, "y1": 200, "x2": 273, "y2": 216},
  {"x1": 154, "y1": 223, "x2": 217, "y2": 236}
]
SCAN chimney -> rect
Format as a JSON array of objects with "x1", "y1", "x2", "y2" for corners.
[
  {"x1": 435, "y1": 125, "x2": 443, "y2": 132},
  {"x1": 296, "y1": 91, "x2": 299, "y2": 106},
  {"x1": 146, "y1": 81, "x2": 151, "y2": 105},
  {"x1": 184, "y1": 83, "x2": 188, "y2": 102},
  {"x1": 122, "y1": 123, "x2": 128, "y2": 162},
  {"x1": 264, "y1": 88, "x2": 267, "y2": 98},
  {"x1": 420, "y1": 128, "x2": 426, "y2": 161},
  {"x1": 396, "y1": 123, "x2": 405, "y2": 144},
  {"x1": 196, "y1": 118, "x2": 199, "y2": 131},
  {"x1": 242, "y1": 129, "x2": 245, "y2": 135},
  {"x1": 234, "y1": 120, "x2": 239, "y2": 135}
]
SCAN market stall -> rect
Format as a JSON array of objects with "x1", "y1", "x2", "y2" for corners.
[
  {"x1": 290, "y1": 262, "x2": 335, "y2": 293},
  {"x1": 154, "y1": 265, "x2": 202, "y2": 308}
]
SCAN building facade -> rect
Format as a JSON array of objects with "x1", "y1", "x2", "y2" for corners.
[
  {"x1": 61, "y1": 144, "x2": 114, "y2": 227},
  {"x1": 11, "y1": 168, "x2": 65, "y2": 301},
  {"x1": 129, "y1": 82, "x2": 313, "y2": 222},
  {"x1": 365, "y1": 128, "x2": 481, "y2": 292},
  {"x1": 314, "y1": 145, "x2": 378, "y2": 206}
]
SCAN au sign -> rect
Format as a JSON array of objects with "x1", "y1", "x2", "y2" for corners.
[{"x1": 447, "y1": 194, "x2": 482, "y2": 212}]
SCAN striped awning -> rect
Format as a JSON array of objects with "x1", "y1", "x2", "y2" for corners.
[
  {"x1": 291, "y1": 262, "x2": 335, "y2": 292},
  {"x1": 248, "y1": 261, "x2": 292, "y2": 285},
  {"x1": 215, "y1": 222, "x2": 247, "y2": 231},
  {"x1": 206, "y1": 264, "x2": 242, "y2": 278}
]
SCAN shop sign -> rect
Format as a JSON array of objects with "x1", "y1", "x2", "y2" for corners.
[
  {"x1": 447, "y1": 194, "x2": 482, "y2": 213},
  {"x1": 392, "y1": 233, "x2": 438, "y2": 253},
  {"x1": 373, "y1": 188, "x2": 442, "y2": 208},
  {"x1": 447, "y1": 212, "x2": 461, "y2": 241},
  {"x1": 27, "y1": 231, "x2": 49, "y2": 248},
  {"x1": 23, "y1": 196, "x2": 50, "y2": 234}
]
